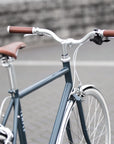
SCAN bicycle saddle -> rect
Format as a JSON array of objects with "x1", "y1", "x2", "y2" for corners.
[{"x1": 0, "y1": 42, "x2": 26, "y2": 59}]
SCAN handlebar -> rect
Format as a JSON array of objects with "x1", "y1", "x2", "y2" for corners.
[
  {"x1": 7, "y1": 26, "x2": 33, "y2": 34},
  {"x1": 103, "y1": 30, "x2": 114, "y2": 37},
  {"x1": 7, "y1": 26, "x2": 114, "y2": 45}
]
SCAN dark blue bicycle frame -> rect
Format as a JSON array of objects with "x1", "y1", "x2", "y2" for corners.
[{"x1": 1, "y1": 61, "x2": 90, "y2": 144}]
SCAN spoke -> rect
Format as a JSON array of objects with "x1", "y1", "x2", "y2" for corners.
[
  {"x1": 90, "y1": 111, "x2": 104, "y2": 138},
  {"x1": 96, "y1": 125, "x2": 105, "y2": 144},
  {"x1": 86, "y1": 101, "x2": 100, "y2": 131},
  {"x1": 85, "y1": 96, "x2": 94, "y2": 133},
  {"x1": 92, "y1": 100, "x2": 98, "y2": 144}
]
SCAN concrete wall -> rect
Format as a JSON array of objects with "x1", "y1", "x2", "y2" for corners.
[{"x1": 0, "y1": 0, "x2": 114, "y2": 45}]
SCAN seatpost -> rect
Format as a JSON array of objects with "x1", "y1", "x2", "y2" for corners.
[{"x1": 1, "y1": 57, "x2": 17, "y2": 91}]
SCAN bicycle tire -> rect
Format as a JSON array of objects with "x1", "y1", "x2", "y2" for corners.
[{"x1": 56, "y1": 85, "x2": 111, "y2": 144}]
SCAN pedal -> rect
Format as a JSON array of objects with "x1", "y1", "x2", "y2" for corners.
[{"x1": 0, "y1": 124, "x2": 13, "y2": 144}]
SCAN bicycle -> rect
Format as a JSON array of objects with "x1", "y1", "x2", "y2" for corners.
[{"x1": 0, "y1": 26, "x2": 112, "y2": 144}]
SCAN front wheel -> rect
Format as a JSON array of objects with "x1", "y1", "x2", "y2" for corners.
[{"x1": 57, "y1": 86, "x2": 111, "y2": 144}]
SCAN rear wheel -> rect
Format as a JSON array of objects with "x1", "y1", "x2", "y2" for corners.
[{"x1": 57, "y1": 86, "x2": 111, "y2": 144}]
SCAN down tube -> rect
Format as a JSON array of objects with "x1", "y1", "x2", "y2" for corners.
[{"x1": 49, "y1": 82, "x2": 72, "y2": 144}]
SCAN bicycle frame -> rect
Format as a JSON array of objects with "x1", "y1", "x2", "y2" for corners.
[
  {"x1": 1, "y1": 56, "x2": 91, "y2": 144},
  {"x1": 1, "y1": 60, "x2": 73, "y2": 144}
]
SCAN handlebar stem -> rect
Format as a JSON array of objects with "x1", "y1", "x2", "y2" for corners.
[{"x1": 61, "y1": 43, "x2": 71, "y2": 62}]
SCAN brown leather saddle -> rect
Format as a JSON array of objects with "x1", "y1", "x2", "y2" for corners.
[{"x1": 0, "y1": 42, "x2": 26, "y2": 59}]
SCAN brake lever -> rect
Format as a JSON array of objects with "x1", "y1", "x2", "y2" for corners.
[
  {"x1": 24, "y1": 33, "x2": 45, "y2": 37},
  {"x1": 24, "y1": 34, "x2": 37, "y2": 37}
]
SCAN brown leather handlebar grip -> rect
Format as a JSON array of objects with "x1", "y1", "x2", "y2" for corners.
[
  {"x1": 103, "y1": 30, "x2": 114, "y2": 37},
  {"x1": 7, "y1": 26, "x2": 33, "y2": 34}
]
